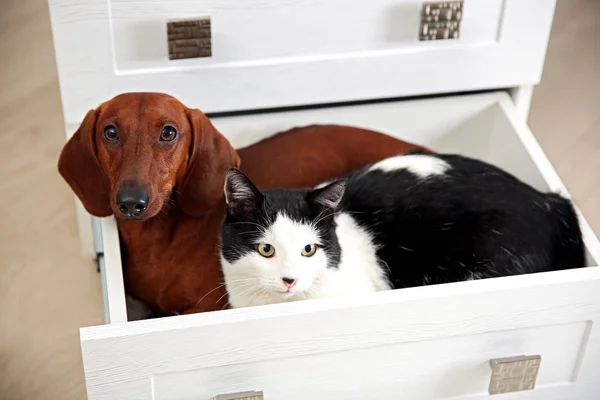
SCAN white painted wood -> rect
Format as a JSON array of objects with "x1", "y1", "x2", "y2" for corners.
[
  {"x1": 97, "y1": 255, "x2": 110, "y2": 325},
  {"x1": 47, "y1": 0, "x2": 557, "y2": 124},
  {"x1": 110, "y1": 0, "x2": 504, "y2": 70},
  {"x1": 217, "y1": 92, "x2": 500, "y2": 150},
  {"x1": 63, "y1": 123, "x2": 97, "y2": 260},
  {"x1": 82, "y1": 269, "x2": 600, "y2": 400},
  {"x1": 159, "y1": 321, "x2": 587, "y2": 398},
  {"x1": 73, "y1": 196, "x2": 96, "y2": 260},
  {"x1": 510, "y1": 85, "x2": 535, "y2": 121},
  {"x1": 99, "y1": 217, "x2": 128, "y2": 323},
  {"x1": 495, "y1": 93, "x2": 600, "y2": 264},
  {"x1": 84, "y1": 92, "x2": 600, "y2": 400}
]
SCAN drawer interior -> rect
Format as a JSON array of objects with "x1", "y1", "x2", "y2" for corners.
[
  {"x1": 85, "y1": 91, "x2": 600, "y2": 400},
  {"x1": 97, "y1": 91, "x2": 600, "y2": 325}
]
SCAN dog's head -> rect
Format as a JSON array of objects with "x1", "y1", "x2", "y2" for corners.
[{"x1": 58, "y1": 92, "x2": 240, "y2": 220}]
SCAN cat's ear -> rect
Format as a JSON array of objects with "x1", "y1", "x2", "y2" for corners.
[
  {"x1": 307, "y1": 179, "x2": 346, "y2": 211},
  {"x1": 224, "y1": 168, "x2": 263, "y2": 217}
]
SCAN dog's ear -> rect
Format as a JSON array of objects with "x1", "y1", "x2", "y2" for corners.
[
  {"x1": 58, "y1": 109, "x2": 113, "y2": 217},
  {"x1": 178, "y1": 108, "x2": 241, "y2": 216}
]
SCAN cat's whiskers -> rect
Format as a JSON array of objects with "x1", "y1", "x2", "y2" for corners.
[
  {"x1": 228, "y1": 221, "x2": 262, "y2": 227},
  {"x1": 195, "y1": 278, "x2": 257, "y2": 307},
  {"x1": 256, "y1": 288, "x2": 272, "y2": 305},
  {"x1": 311, "y1": 209, "x2": 365, "y2": 228},
  {"x1": 228, "y1": 280, "x2": 261, "y2": 296},
  {"x1": 229, "y1": 282, "x2": 260, "y2": 297},
  {"x1": 215, "y1": 282, "x2": 254, "y2": 304},
  {"x1": 238, "y1": 230, "x2": 267, "y2": 236},
  {"x1": 236, "y1": 287, "x2": 258, "y2": 306},
  {"x1": 261, "y1": 202, "x2": 273, "y2": 226},
  {"x1": 343, "y1": 210, "x2": 365, "y2": 216},
  {"x1": 247, "y1": 287, "x2": 270, "y2": 306},
  {"x1": 228, "y1": 221, "x2": 267, "y2": 233},
  {"x1": 309, "y1": 208, "x2": 328, "y2": 228},
  {"x1": 300, "y1": 289, "x2": 310, "y2": 301},
  {"x1": 310, "y1": 210, "x2": 335, "y2": 228},
  {"x1": 380, "y1": 259, "x2": 393, "y2": 277},
  {"x1": 317, "y1": 239, "x2": 333, "y2": 246},
  {"x1": 220, "y1": 277, "x2": 259, "y2": 287},
  {"x1": 194, "y1": 283, "x2": 228, "y2": 307},
  {"x1": 300, "y1": 285, "x2": 319, "y2": 301}
]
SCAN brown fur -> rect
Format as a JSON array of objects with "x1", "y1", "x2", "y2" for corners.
[
  {"x1": 58, "y1": 92, "x2": 429, "y2": 316},
  {"x1": 238, "y1": 124, "x2": 429, "y2": 188}
]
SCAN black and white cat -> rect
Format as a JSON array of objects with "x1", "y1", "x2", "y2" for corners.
[{"x1": 220, "y1": 152, "x2": 585, "y2": 308}]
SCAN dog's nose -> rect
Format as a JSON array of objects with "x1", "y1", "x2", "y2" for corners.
[
  {"x1": 282, "y1": 277, "x2": 297, "y2": 288},
  {"x1": 116, "y1": 186, "x2": 149, "y2": 217}
]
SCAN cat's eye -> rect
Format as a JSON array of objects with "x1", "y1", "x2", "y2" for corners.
[
  {"x1": 159, "y1": 125, "x2": 178, "y2": 142},
  {"x1": 103, "y1": 125, "x2": 119, "y2": 142},
  {"x1": 257, "y1": 243, "x2": 275, "y2": 258},
  {"x1": 301, "y1": 244, "x2": 318, "y2": 257}
]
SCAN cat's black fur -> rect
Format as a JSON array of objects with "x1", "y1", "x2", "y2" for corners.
[
  {"x1": 341, "y1": 153, "x2": 585, "y2": 287},
  {"x1": 222, "y1": 152, "x2": 585, "y2": 289}
]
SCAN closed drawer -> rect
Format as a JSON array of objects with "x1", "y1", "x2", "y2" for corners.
[
  {"x1": 82, "y1": 92, "x2": 600, "y2": 400},
  {"x1": 49, "y1": 0, "x2": 556, "y2": 122}
]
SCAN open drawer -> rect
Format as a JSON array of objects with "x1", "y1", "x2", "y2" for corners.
[{"x1": 83, "y1": 92, "x2": 600, "y2": 400}]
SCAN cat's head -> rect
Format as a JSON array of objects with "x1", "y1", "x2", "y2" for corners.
[{"x1": 220, "y1": 169, "x2": 345, "y2": 305}]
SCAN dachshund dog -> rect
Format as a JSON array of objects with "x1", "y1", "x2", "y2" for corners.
[{"x1": 58, "y1": 93, "x2": 428, "y2": 317}]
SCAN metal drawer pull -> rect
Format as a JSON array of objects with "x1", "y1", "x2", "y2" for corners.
[
  {"x1": 167, "y1": 17, "x2": 212, "y2": 60},
  {"x1": 419, "y1": 1, "x2": 464, "y2": 41},
  {"x1": 489, "y1": 355, "x2": 541, "y2": 395},
  {"x1": 214, "y1": 390, "x2": 264, "y2": 400}
]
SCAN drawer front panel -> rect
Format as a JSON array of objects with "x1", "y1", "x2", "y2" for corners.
[
  {"x1": 111, "y1": 0, "x2": 503, "y2": 71},
  {"x1": 82, "y1": 272, "x2": 600, "y2": 400},
  {"x1": 151, "y1": 321, "x2": 591, "y2": 399},
  {"x1": 49, "y1": 0, "x2": 556, "y2": 123}
]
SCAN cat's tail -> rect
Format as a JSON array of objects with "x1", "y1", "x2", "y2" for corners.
[{"x1": 546, "y1": 193, "x2": 586, "y2": 270}]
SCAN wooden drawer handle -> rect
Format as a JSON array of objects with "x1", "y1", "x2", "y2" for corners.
[
  {"x1": 489, "y1": 355, "x2": 541, "y2": 395},
  {"x1": 214, "y1": 390, "x2": 264, "y2": 400}
]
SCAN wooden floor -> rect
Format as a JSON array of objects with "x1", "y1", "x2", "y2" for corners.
[{"x1": 0, "y1": 0, "x2": 598, "y2": 398}]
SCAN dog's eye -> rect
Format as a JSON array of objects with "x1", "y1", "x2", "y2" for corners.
[
  {"x1": 301, "y1": 244, "x2": 318, "y2": 257},
  {"x1": 103, "y1": 125, "x2": 119, "y2": 142},
  {"x1": 257, "y1": 243, "x2": 275, "y2": 258},
  {"x1": 160, "y1": 126, "x2": 178, "y2": 142}
]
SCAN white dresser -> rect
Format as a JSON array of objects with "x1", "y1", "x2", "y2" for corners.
[{"x1": 48, "y1": 1, "x2": 600, "y2": 399}]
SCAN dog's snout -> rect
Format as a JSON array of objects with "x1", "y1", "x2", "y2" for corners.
[{"x1": 116, "y1": 186, "x2": 149, "y2": 217}]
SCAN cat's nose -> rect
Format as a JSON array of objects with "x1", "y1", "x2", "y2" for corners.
[{"x1": 282, "y1": 277, "x2": 297, "y2": 288}]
